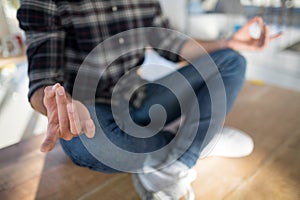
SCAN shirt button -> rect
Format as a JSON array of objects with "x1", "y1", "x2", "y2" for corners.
[
  {"x1": 119, "y1": 38, "x2": 124, "y2": 44},
  {"x1": 112, "y1": 6, "x2": 118, "y2": 12}
]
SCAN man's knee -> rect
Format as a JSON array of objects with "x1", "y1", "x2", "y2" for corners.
[
  {"x1": 230, "y1": 49, "x2": 247, "y2": 73},
  {"x1": 213, "y1": 48, "x2": 247, "y2": 78},
  {"x1": 224, "y1": 48, "x2": 246, "y2": 70},
  {"x1": 59, "y1": 138, "x2": 119, "y2": 173}
]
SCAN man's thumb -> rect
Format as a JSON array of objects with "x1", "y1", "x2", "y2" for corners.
[{"x1": 40, "y1": 128, "x2": 59, "y2": 152}]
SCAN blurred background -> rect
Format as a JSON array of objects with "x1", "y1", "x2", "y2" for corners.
[{"x1": 0, "y1": 0, "x2": 299, "y2": 152}]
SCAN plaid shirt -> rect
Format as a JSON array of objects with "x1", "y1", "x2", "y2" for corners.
[{"x1": 17, "y1": 0, "x2": 188, "y2": 108}]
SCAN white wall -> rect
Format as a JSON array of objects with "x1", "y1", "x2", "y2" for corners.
[
  {"x1": 158, "y1": 0, "x2": 187, "y2": 32},
  {"x1": 159, "y1": 0, "x2": 246, "y2": 40},
  {"x1": 0, "y1": 2, "x2": 10, "y2": 39}
]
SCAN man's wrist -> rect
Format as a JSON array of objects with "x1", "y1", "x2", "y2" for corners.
[
  {"x1": 221, "y1": 39, "x2": 230, "y2": 49},
  {"x1": 30, "y1": 86, "x2": 48, "y2": 116},
  {"x1": 226, "y1": 38, "x2": 237, "y2": 51}
]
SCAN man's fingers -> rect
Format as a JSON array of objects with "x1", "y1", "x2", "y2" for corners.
[
  {"x1": 41, "y1": 124, "x2": 59, "y2": 152},
  {"x1": 44, "y1": 86, "x2": 54, "y2": 101},
  {"x1": 244, "y1": 16, "x2": 263, "y2": 29},
  {"x1": 254, "y1": 23, "x2": 269, "y2": 50},
  {"x1": 257, "y1": 17, "x2": 264, "y2": 32},
  {"x1": 258, "y1": 24, "x2": 267, "y2": 46},
  {"x1": 67, "y1": 103, "x2": 82, "y2": 135},
  {"x1": 265, "y1": 25, "x2": 270, "y2": 44},
  {"x1": 46, "y1": 84, "x2": 94, "y2": 142},
  {"x1": 270, "y1": 32, "x2": 283, "y2": 40},
  {"x1": 261, "y1": 25, "x2": 270, "y2": 49},
  {"x1": 85, "y1": 119, "x2": 95, "y2": 138},
  {"x1": 43, "y1": 85, "x2": 57, "y2": 108},
  {"x1": 41, "y1": 83, "x2": 61, "y2": 152},
  {"x1": 56, "y1": 86, "x2": 73, "y2": 140}
]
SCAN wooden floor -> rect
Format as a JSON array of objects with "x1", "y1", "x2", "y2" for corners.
[{"x1": 0, "y1": 83, "x2": 300, "y2": 200}]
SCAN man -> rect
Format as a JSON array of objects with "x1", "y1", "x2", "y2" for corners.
[{"x1": 17, "y1": 0, "x2": 281, "y2": 199}]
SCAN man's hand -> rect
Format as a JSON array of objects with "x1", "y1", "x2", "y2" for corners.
[
  {"x1": 41, "y1": 83, "x2": 95, "y2": 152},
  {"x1": 180, "y1": 16, "x2": 282, "y2": 60},
  {"x1": 228, "y1": 16, "x2": 283, "y2": 51}
]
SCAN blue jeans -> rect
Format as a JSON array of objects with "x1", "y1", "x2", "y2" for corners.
[{"x1": 60, "y1": 48, "x2": 246, "y2": 173}]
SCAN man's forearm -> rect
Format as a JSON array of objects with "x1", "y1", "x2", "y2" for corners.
[
  {"x1": 30, "y1": 87, "x2": 47, "y2": 116},
  {"x1": 180, "y1": 39, "x2": 229, "y2": 61}
]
